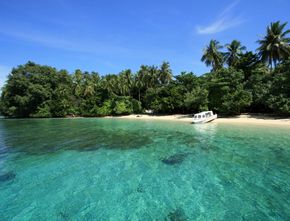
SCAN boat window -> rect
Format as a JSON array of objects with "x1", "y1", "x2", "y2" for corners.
[
  {"x1": 198, "y1": 115, "x2": 201, "y2": 119},
  {"x1": 202, "y1": 115, "x2": 205, "y2": 118}
]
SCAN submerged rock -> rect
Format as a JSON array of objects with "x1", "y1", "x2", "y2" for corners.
[
  {"x1": 166, "y1": 135, "x2": 200, "y2": 150},
  {"x1": 4, "y1": 126, "x2": 152, "y2": 155},
  {"x1": 58, "y1": 210, "x2": 70, "y2": 221},
  {"x1": 136, "y1": 184, "x2": 144, "y2": 193},
  {"x1": 104, "y1": 132, "x2": 152, "y2": 150},
  {"x1": 165, "y1": 208, "x2": 187, "y2": 221},
  {"x1": 161, "y1": 153, "x2": 190, "y2": 165},
  {"x1": 70, "y1": 141, "x2": 101, "y2": 152},
  {"x1": 0, "y1": 171, "x2": 16, "y2": 182}
]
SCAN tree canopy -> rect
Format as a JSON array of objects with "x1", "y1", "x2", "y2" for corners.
[
  {"x1": 1, "y1": 21, "x2": 290, "y2": 117},
  {"x1": 257, "y1": 21, "x2": 290, "y2": 69}
]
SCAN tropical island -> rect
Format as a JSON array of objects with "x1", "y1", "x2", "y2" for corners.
[
  {"x1": 1, "y1": 0, "x2": 290, "y2": 218},
  {"x1": 1, "y1": 21, "x2": 290, "y2": 121}
]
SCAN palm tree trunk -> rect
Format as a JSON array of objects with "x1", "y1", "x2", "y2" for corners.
[{"x1": 138, "y1": 88, "x2": 141, "y2": 102}]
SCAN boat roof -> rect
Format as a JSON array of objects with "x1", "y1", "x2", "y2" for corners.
[{"x1": 194, "y1": 111, "x2": 213, "y2": 115}]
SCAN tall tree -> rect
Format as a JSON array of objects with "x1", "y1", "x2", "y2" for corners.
[
  {"x1": 83, "y1": 75, "x2": 95, "y2": 97},
  {"x1": 102, "y1": 74, "x2": 118, "y2": 96},
  {"x1": 201, "y1": 40, "x2": 224, "y2": 71},
  {"x1": 158, "y1": 62, "x2": 173, "y2": 85},
  {"x1": 72, "y1": 69, "x2": 83, "y2": 98},
  {"x1": 257, "y1": 21, "x2": 290, "y2": 69},
  {"x1": 119, "y1": 69, "x2": 133, "y2": 96},
  {"x1": 135, "y1": 66, "x2": 148, "y2": 102},
  {"x1": 224, "y1": 40, "x2": 246, "y2": 67}
]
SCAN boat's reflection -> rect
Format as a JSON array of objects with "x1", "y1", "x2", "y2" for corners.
[{"x1": 193, "y1": 123, "x2": 218, "y2": 141}]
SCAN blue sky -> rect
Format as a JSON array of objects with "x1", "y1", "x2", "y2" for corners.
[{"x1": 0, "y1": 0, "x2": 290, "y2": 87}]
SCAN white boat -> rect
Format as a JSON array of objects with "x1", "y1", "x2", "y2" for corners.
[
  {"x1": 192, "y1": 111, "x2": 217, "y2": 124},
  {"x1": 145, "y1": 109, "x2": 153, "y2": 114}
]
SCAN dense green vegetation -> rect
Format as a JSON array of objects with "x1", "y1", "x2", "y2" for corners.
[{"x1": 1, "y1": 21, "x2": 290, "y2": 118}]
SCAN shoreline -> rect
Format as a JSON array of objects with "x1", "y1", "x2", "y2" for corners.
[
  {"x1": 2, "y1": 114, "x2": 290, "y2": 127},
  {"x1": 108, "y1": 114, "x2": 290, "y2": 127}
]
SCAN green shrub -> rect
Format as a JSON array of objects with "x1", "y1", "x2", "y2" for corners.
[
  {"x1": 131, "y1": 99, "x2": 142, "y2": 113},
  {"x1": 96, "y1": 100, "x2": 113, "y2": 116},
  {"x1": 31, "y1": 104, "x2": 52, "y2": 118},
  {"x1": 113, "y1": 97, "x2": 133, "y2": 115}
]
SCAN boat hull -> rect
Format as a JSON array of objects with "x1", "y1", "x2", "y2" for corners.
[{"x1": 192, "y1": 114, "x2": 217, "y2": 124}]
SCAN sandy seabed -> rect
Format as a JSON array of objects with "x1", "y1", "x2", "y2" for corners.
[{"x1": 107, "y1": 114, "x2": 290, "y2": 127}]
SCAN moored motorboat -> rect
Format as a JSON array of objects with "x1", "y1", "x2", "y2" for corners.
[{"x1": 192, "y1": 111, "x2": 217, "y2": 123}]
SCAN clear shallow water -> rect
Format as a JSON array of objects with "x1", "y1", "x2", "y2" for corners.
[{"x1": 0, "y1": 118, "x2": 289, "y2": 221}]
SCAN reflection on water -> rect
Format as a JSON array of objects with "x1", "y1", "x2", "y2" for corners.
[{"x1": 193, "y1": 123, "x2": 217, "y2": 140}]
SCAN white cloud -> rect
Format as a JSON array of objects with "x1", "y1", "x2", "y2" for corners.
[
  {"x1": 196, "y1": 0, "x2": 245, "y2": 35},
  {"x1": 197, "y1": 16, "x2": 245, "y2": 35},
  {"x1": 219, "y1": 0, "x2": 240, "y2": 17}
]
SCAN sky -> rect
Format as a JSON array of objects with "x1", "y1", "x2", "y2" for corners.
[{"x1": 0, "y1": 0, "x2": 290, "y2": 87}]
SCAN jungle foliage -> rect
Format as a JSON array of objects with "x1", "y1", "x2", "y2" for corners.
[{"x1": 1, "y1": 21, "x2": 290, "y2": 117}]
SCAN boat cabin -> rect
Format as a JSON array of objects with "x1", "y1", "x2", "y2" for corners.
[{"x1": 193, "y1": 111, "x2": 214, "y2": 119}]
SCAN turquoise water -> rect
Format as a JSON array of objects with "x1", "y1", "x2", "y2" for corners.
[{"x1": 0, "y1": 118, "x2": 289, "y2": 221}]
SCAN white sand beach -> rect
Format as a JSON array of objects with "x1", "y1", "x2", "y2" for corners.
[{"x1": 109, "y1": 114, "x2": 290, "y2": 127}]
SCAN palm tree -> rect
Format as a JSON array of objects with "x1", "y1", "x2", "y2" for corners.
[
  {"x1": 144, "y1": 66, "x2": 159, "y2": 88},
  {"x1": 135, "y1": 76, "x2": 143, "y2": 102},
  {"x1": 84, "y1": 78, "x2": 95, "y2": 97},
  {"x1": 158, "y1": 62, "x2": 173, "y2": 85},
  {"x1": 119, "y1": 69, "x2": 133, "y2": 96},
  {"x1": 224, "y1": 40, "x2": 246, "y2": 67},
  {"x1": 82, "y1": 74, "x2": 97, "y2": 97},
  {"x1": 102, "y1": 74, "x2": 117, "y2": 96},
  {"x1": 201, "y1": 40, "x2": 224, "y2": 71},
  {"x1": 135, "y1": 66, "x2": 148, "y2": 102},
  {"x1": 72, "y1": 69, "x2": 83, "y2": 97},
  {"x1": 257, "y1": 21, "x2": 290, "y2": 69}
]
